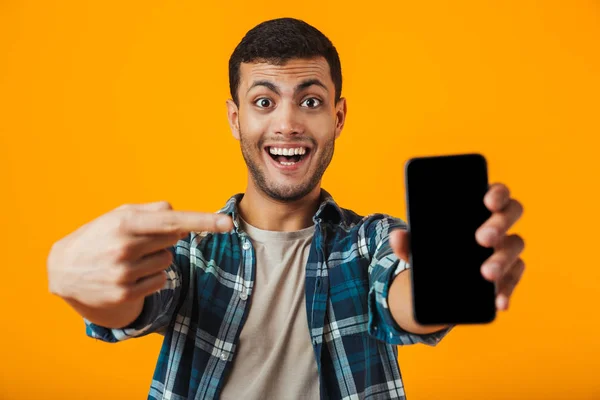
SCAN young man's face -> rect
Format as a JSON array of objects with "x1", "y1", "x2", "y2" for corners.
[{"x1": 227, "y1": 56, "x2": 346, "y2": 202}]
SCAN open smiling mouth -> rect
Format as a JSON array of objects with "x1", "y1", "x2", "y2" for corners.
[{"x1": 266, "y1": 146, "x2": 311, "y2": 166}]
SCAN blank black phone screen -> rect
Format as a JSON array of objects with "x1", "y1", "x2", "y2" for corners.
[{"x1": 405, "y1": 153, "x2": 496, "y2": 325}]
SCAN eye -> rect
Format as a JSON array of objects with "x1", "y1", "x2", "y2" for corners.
[
  {"x1": 301, "y1": 97, "x2": 321, "y2": 108},
  {"x1": 255, "y1": 98, "x2": 274, "y2": 108}
]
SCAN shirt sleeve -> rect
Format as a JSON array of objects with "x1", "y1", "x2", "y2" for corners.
[
  {"x1": 84, "y1": 244, "x2": 185, "y2": 343},
  {"x1": 366, "y1": 215, "x2": 453, "y2": 346}
]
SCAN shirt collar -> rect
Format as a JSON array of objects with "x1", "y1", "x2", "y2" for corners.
[{"x1": 216, "y1": 189, "x2": 344, "y2": 233}]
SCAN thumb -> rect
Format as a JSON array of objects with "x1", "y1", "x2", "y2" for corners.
[{"x1": 389, "y1": 229, "x2": 410, "y2": 263}]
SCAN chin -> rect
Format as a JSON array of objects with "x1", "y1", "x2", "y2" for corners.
[{"x1": 262, "y1": 181, "x2": 316, "y2": 203}]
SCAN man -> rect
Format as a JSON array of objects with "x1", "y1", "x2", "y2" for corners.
[{"x1": 47, "y1": 17, "x2": 525, "y2": 399}]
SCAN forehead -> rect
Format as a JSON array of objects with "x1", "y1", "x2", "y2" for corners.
[{"x1": 239, "y1": 57, "x2": 333, "y2": 90}]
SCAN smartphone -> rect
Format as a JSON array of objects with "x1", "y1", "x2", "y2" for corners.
[{"x1": 405, "y1": 153, "x2": 495, "y2": 325}]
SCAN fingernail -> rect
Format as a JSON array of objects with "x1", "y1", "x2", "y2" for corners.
[
  {"x1": 216, "y1": 217, "x2": 232, "y2": 230},
  {"x1": 478, "y1": 227, "x2": 497, "y2": 246},
  {"x1": 496, "y1": 295, "x2": 508, "y2": 310}
]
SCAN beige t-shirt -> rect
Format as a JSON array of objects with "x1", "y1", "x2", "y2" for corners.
[{"x1": 220, "y1": 217, "x2": 319, "y2": 400}]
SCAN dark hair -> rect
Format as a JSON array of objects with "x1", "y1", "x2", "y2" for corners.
[{"x1": 228, "y1": 18, "x2": 342, "y2": 106}]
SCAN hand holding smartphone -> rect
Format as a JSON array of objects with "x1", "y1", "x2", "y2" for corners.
[{"x1": 405, "y1": 153, "x2": 495, "y2": 325}]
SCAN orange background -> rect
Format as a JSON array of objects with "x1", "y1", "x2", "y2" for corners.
[{"x1": 1, "y1": 1, "x2": 599, "y2": 399}]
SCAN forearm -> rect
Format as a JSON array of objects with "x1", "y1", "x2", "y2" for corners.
[
  {"x1": 64, "y1": 296, "x2": 145, "y2": 329},
  {"x1": 388, "y1": 269, "x2": 450, "y2": 335}
]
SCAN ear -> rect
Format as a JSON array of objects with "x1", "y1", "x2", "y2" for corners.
[
  {"x1": 334, "y1": 97, "x2": 347, "y2": 140},
  {"x1": 226, "y1": 99, "x2": 240, "y2": 141}
]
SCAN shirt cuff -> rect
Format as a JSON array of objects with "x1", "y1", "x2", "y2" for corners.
[
  {"x1": 368, "y1": 255, "x2": 453, "y2": 346},
  {"x1": 84, "y1": 296, "x2": 157, "y2": 343}
]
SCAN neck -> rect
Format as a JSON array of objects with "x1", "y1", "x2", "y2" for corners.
[{"x1": 238, "y1": 180, "x2": 322, "y2": 232}]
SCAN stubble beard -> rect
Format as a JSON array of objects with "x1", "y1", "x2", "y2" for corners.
[{"x1": 239, "y1": 129, "x2": 335, "y2": 202}]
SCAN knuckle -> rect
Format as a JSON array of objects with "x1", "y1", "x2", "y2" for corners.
[
  {"x1": 156, "y1": 271, "x2": 168, "y2": 288},
  {"x1": 161, "y1": 250, "x2": 174, "y2": 266},
  {"x1": 112, "y1": 264, "x2": 133, "y2": 283},
  {"x1": 486, "y1": 250, "x2": 504, "y2": 265},
  {"x1": 205, "y1": 218, "x2": 218, "y2": 232},
  {"x1": 116, "y1": 209, "x2": 138, "y2": 233},
  {"x1": 157, "y1": 201, "x2": 173, "y2": 210},
  {"x1": 492, "y1": 254, "x2": 508, "y2": 266},
  {"x1": 112, "y1": 287, "x2": 134, "y2": 303},
  {"x1": 507, "y1": 271, "x2": 518, "y2": 285},
  {"x1": 506, "y1": 259, "x2": 525, "y2": 284},
  {"x1": 512, "y1": 199, "x2": 524, "y2": 215},
  {"x1": 495, "y1": 235, "x2": 510, "y2": 251},
  {"x1": 154, "y1": 269, "x2": 168, "y2": 283},
  {"x1": 108, "y1": 243, "x2": 133, "y2": 262},
  {"x1": 515, "y1": 234, "x2": 525, "y2": 250},
  {"x1": 160, "y1": 216, "x2": 180, "y2": 234},
  {"x1": 46, "y1": 241, "x2": 61, "y2": 268},
  {"x1": 506, "y1": 234, "x2": 525, "y2": 251},
  {"x1": 47, "y1": 270, "x2": 64, "y2": 296},
  {"x1": 151, "y1": 250, "x2": 173, "y2": 269}
]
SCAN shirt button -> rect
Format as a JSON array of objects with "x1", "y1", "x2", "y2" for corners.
[
  {"x1": 240, "y1": 291, "x2": 248, "y2": 301},
  {"x1": 220, "y1": 352, "x2": 227, "y2": 361},
  {"x1": 242, "y1": 240, "x2": 251, "y2": 250}
]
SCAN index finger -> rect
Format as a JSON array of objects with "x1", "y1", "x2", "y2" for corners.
[{"x1": 122, "y1": 210, "x2": 233, "y2": 235}]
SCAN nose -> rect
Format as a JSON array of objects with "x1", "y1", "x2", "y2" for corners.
[{"x1": 273, "y1": 101, "x2": 304, "y2": 136}]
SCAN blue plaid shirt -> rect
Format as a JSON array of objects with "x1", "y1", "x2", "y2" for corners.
[{"x1": 86, "y1": 190, "x2": 451, "y2": 399}]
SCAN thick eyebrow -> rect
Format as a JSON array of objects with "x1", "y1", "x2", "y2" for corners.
[
  {"x1": 247, "y1": 80, "x2": 280, "y2": 95},
  {"x1": 246, "y1": 78, "x2": 329, "y2": 96},
  {"x1": 295, "y1": 79, "x2": 329, "y2": 94}
]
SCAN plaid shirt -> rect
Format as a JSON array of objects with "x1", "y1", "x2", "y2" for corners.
[{"x1": 86, "y1": 190, "x2": 451, "y2": 399}]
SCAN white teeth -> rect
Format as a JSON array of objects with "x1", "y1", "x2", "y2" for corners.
[
  {"x1": 268, "y1": 147, "x2": 307, "y2": 156},
  {"x1": 280, "y1": 161, "x2": 296, "y2": 166}
]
